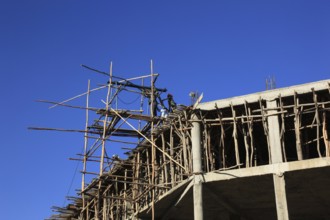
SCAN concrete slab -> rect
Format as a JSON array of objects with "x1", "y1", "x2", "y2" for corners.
[{"x1": 138, "y1": 158, "x2": 330, "y2": 220}]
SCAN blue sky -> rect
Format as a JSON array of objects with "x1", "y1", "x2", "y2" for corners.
[{"x1": 1, "y1": 1, "x2": 329, "y2": 219}]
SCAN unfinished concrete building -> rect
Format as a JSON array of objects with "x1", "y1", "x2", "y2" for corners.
[{"x1": 35, "y1": 67, "x2": 330, "y2": 220}]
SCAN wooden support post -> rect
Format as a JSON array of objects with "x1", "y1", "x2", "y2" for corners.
[
  {"x1": 216, "y1": 107, "x2": 226, "y2": 169},
  {"x1": 161, "y1": 133, "x2": 169, "y2": 189},
  {"x1": 207, "y1": 125, "x2": 214, "y2": 171},
  {"x1": 179, "y1": 116, "x2": 189, "y2": 170},
  {"x1": 102, "y1": 196, "x2": 107, "y2": 220},
  {"x1": 313, "y1": 88, "x2": 322, "y2": 157},
  {"x1": 294, "y1": 92, "x2": 303, "y2": 160},
  {"x1": 230, "y1": 104, "x2": 240, "y2": 168},
  {"x1": 203, "y1": 125, "x2": 210, "y2": 172},
  {"x1": 279, "y1": 95, "x2": 287, "y2": 162},
  {"x1": 322, "y1": 104, "x2": 330, "y2": 157},
  {"x1": 245, "y1": 101, "x2": 255, "y2": 167},
  {"x1": 135, "y1": 152, "x2": 140, "y2": 211},
  {"x1": 110, "y1": 193, "x2": 114, "y2": 219},
  {"x1": 260, "y1": 98, "x2": 271, "y2": 163},
  {"x1": 94, "y1": 198, "x2": 99, "y2": 220},
  {"x1": 170, "y1": 126, "x2": 175, "y2": 187},
  {"x1": 146, "y1": 149, "x2": 151, "y2": 186},
  {"x1": 241, "y1": 116, "x2": 250, "y2": 168}
]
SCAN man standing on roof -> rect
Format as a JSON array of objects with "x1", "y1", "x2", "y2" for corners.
[{"x1": 167, "y1": 94, "x2": 177, "y2": 113}]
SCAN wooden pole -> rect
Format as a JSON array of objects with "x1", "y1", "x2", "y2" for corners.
[
  {"x1": 110, "y1": 107, "x2": 186, "y2": 170},
  {"x1": 259, "y1": 98, "x2": 271, "y2": 164},
  {"x1": 170, "y1": 126, "x2": 175, "y2": 187},
  {"x1": 150, "y1": 60, "x2": 155, "y2": 220},
  {"x1": 279, "y1": 95, "x2": 287, "y2": 162},
  {"x1": 231, "y1": 104, "x2": 240, "y2": 168},
  {"x1": 294, "y1": 92, "x2": 303, "y2": 160},
  {"x1": 82, "y1": 80, "x2": 90, "y2": 217},
  {"x1": 313, "y1": 88, "x2": 322, "y2": 157},
  {"x1": 215, "y1": 105, "x2": 226, "y2": 169},
  {"x1": 100, "y1": 62, "x2": 113, "y2": 175},
  {"x1": 161, "y1": 133, "x2": 169, "y2": 190},
  {"x1": 323, "y1": 104, "x2": 330, "y2": 157}
]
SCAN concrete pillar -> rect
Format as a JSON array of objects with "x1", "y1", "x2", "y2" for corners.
[
  {"x1": 267, "y1": 100, "x2": 289, "y2": 220},
  {"x1": 267, "y1": 100, "x2": 283, "y2": 164},
  {"x1": 273, "y1": 173, "x2": 289, "y2": 220},
  {"x1": 191, "y1": 114, "x2": 203, "y2": 220}
]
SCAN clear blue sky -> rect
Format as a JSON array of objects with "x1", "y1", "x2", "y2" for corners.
[{"x1": 1, "y1": 1, "x2": 329, "y2": 219}]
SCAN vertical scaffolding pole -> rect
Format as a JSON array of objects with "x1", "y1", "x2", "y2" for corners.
[
  {"x1": 100, "y1": 62, "x2": 113, "y2": 175},
  {"x1": 191, "y1": 113, "x2": 203, "y2": 220},
  {"x1": 150, "y1": 60, "x2": 156, "y2": 220},
  {"x1": 97, "y1": 62, "x2": 113, "y2": 220},
  {"x1": 82, "y1": 80, "x2": 90, "y2": 218}
]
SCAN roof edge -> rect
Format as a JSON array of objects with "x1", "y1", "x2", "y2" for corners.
[{"x1": 198, "y1": 79, "x2": 330, "y2": 110}]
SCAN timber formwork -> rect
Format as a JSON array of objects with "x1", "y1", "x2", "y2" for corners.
[{"x1": 37, "y1": 70, "x2": 330, "y2": 220}]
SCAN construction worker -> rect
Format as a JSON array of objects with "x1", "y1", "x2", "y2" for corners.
[{"x1": 167, "y1": 94, "x2": 177, "y2": 113}]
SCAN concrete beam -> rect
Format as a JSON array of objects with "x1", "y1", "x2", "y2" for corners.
[
  {"x1": 204, "y1": 157, "x2": 330, "y2": 183},
  {"x1": 198, "y1": 79, "x2": 330, "y2": 110}
]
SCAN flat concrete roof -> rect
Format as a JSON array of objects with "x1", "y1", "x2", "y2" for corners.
[{"x1": 198, "y1": 79, "x2": 330, "y2": 110}]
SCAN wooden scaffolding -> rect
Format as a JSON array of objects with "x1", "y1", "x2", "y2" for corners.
[{"x1": 30, "y1": 68, "x2": 330, "y2": 220}]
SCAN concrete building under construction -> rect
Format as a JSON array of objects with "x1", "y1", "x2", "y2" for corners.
[{"x1": 34, "y1": 66, "x2": 330, "y2": 220}]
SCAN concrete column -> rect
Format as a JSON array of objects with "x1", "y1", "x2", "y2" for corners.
[
  {"x1": 273, "y1": 173, "x2": 289, "y2": 220},
  {"x1": 267, "y1": 100, "x2": 282, "y2": 164},
  {"x1": 191, "y1": 114, "x2": 203, "y2": 220},
  {"x1": 267, "y1": 100, "x2": 289, "y2": 220}
]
